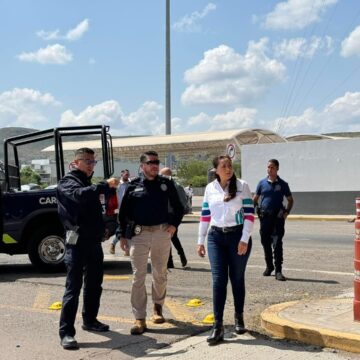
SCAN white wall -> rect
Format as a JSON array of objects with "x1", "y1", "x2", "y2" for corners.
[{"x1": 241, "y1": 138, "x2": 360, "y2": 192}]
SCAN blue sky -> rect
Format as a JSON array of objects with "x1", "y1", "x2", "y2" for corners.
[{"x1": 1, "y1": 0, "x2": 360, "y2": 136}]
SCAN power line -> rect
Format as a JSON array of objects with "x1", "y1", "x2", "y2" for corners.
[
  {"x1": 291, "y1": 0, "x2": 339, "y2": 115},
  {"x1": 315, "y1": 63, "x2": 360, "y2": 110}
]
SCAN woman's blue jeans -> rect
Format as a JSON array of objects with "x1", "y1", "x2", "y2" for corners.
[{"x1": 207, "y1": 226, "x2": 252, "y2": 327}]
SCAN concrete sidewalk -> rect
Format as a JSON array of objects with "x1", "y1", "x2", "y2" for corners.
[
  {"x1": 135, "y1": 330, "x2": 348, "y2": 360},
  {"x1": 133, "y1": 294, "x2": 360, "y2": 359},
  {"x1": 261, "y1": 295, "x2": 360, "y2": 353},
  {"x1": 183, "y1": 211, "x2": 355, "y2": 222}
]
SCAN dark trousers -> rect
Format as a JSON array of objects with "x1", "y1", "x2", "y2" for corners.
[
  {"x1": 207, "y1": 227, "x2": 252, "y2": 327},
  {"x1": 259, "y1": 215, "x2": 285, "y2": 271},
  {"x1": 59, "y1": 241, "x2": 104, "y2": 339},
  {"x1": 168, "y1": 230, "x2": 186, "y2": 264}
]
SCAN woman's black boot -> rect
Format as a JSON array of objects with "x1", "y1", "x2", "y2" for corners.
[
  {"x1": 207, "y1": 325, "x2": 224, "y2": 345},
  {"x1": 234, "y1": 312, "x2": 246, "y2": 334}
]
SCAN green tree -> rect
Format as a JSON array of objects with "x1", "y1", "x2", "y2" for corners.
[
  {"x1": 177, "y1": 158, "x2": 241, "y2": 187},
  {"x1": 20, "y1": 166, "x2": 41, "y2": 185},
  {"x1": 177, "y1": 160, "x2": 211, "y2": 187}
]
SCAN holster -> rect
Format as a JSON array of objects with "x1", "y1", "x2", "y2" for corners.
[
  {"x1": 258, "y1": 207, "x2": 282, "y2": 219},
  {"x1": 125, "y1": 221, "x2": 135, "y2": 240}
]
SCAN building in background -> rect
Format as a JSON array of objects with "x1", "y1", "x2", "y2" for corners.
[{"x1": 241, "y1": 137, "x2": 360, "y2": 215}]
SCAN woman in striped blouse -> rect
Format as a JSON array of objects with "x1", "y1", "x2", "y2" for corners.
[{"x1": 197, "y1": 155, "x2": 255, "y2": 345}]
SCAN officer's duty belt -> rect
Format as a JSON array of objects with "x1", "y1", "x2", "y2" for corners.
[
  {"x1": 211, "y1": 225, "x2": 243, "y2": 233},
  {"x1": 136, "y1": 223, "x2": 168, "y2": 233}
]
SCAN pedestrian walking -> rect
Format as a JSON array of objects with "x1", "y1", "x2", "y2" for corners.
[
  {"x1": 118, "y1": 151, "x2": 184, "y2": 335},
  {"x1": 197, "y1": 155, "x2": 254, "y2": 345},
  {"x1": 159, "y1": 167, "x2": 188, "y2": 269},
  {"x1": 253, "y1": 159, "x2": 294, "y2": 281},
  {"x1": 109, "y1": 169, "x2": 131, "y2": 255},
  {"x1": 184, "y1": 183, "x2": 194, "y2": 213},
  {"x1": 57, "y1": 147, "x2": 119, "y2": 350}
]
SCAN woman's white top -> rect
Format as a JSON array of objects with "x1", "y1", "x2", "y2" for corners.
[{"x1": 198, "y1": 178, "x2": 255, "y2": 245}]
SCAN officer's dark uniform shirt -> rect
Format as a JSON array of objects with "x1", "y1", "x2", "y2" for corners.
[
  {"x1": 57, "y1": 169, "x2": 110, "y2": 243},
  {"x1": 118, "y1": 174, "x2": 184, "y2": 237},
  {"x1": 255, "y1": 176, "x2": 291, "y2": 212}
]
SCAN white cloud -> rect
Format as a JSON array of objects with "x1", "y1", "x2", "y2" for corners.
[
  {"x1": 123, "y1": 101, "x2": 164, "y2": 135},
  {"x1": 173, "y1": 3, "x2": 216, "y2": 32},
  {"x1": 181, "y1": 40, "x2": 286, "y2": 106},
  {"x1": 17, "y1": 44, "x2": 73, "y2": 65},
  {"x1": 65, "y1": 19, "x2": 89, "y2": 41},
  {"x1": 36, "y1": 29, "x2": 60, "y2": 41},
  {"x1": 36, "y1": 19, "x2": 89, "y2": 41},
  {"x1": 173, "y1": 107, "x2": 258, "y2": 133},
  {"x1": 0, "y1": 88, "x2": 61, "y2": 128},
  {"x1": 60, "y1": 101, "x2": 124, "y2": 127},
  {"x1": 188, "y1": 112, "x2": 211, "y2": 126},
  {"x1": 263, "y1": 0, "x2": 337, "y2": 30},
  {"x1": 209, "y1": 107, "x2": 258, "y2": 131},
  {"x1": 341, "y1": 26, "x2": 360, "y2": 58},
  {"x1": 273, "y1": 36, "x2": 333, "y2": 60},
  {"x1": 275, "y1": 91, "x2": 360, "y2": 135},
  {"x1": 60, "y1": 100, "x2": 164, "y2": 136}
]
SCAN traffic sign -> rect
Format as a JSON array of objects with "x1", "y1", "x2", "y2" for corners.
[{"x1": 226, "y1": 143, "x2": 236, "y2": 159}]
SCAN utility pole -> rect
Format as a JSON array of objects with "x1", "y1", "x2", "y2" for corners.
[{"x1": 165, "y1": 0, "x2": 172, "y2": 167}]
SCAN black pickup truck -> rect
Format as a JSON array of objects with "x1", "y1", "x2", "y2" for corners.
[{"x1": 0, "y1": 125, "x2": 115, "y2": 271}]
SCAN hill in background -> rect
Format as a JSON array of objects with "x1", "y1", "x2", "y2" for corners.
[
  {"x1": 324, "y1": 132, "x2": 360, "y2": 138},
  {"x1": 0, "y1": 127, "x2": 42, "y2": 163}
]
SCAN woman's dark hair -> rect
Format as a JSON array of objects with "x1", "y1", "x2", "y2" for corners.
[{"x1": 212, "y1": 155, "x2": 237, "y2": 202}]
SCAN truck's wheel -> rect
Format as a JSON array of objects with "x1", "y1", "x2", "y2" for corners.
[{"x1": 28, "y1": 225, "x2": 66, "y2": 272}]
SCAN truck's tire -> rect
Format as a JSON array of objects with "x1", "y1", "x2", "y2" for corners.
[{"x1": 28, "y1": 225, "x2": 66, "y2": 272}]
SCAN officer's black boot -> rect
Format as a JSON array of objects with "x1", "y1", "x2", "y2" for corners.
[
  {"x1": 167, "y1": 251, "x2": 174, "y2": 269},
  {"x1": 263, "y1": 246, "x2": 274, "y2": 276},
  {"x1": 179, "y1": 251, "x2": 187, "y2": 267},
  {"x1": 234, "y1": 312, "x2": 246, "y2": 334},
  {"x1": 207, "y1": 323, "x2": 224, "y2": 345},
  {"x1": 168, "y1": 257, "x2": 175, "y2": 269},
  {"x1": 263, "y1": 264, "x2": 274, "y2": 276},
  {"x1": 275, "y1": 266, "x2": 286, "y2": 281}
]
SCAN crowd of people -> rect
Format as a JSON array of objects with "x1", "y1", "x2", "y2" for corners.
[{"x1": 57, "y1": 147, "x2": 293, "y2": 349}]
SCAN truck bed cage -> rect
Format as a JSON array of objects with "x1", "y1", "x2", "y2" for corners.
[{"x1": 3, "y1": 125, "x2": 114, "y2": 191}]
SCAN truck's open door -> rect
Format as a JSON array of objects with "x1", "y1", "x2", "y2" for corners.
[{"x1": 3, "y1": 125, "x2": 114, "y2": 191}]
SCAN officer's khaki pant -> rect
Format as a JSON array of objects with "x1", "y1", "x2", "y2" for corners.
[{"x1": 129, "y1": 227, "x2": 171, "y2": 320}]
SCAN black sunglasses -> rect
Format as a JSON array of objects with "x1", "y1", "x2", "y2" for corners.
[{"x1": 144, "y1": 160, "x2": 160, "y2": 165}]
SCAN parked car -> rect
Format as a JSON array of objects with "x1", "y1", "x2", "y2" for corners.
[{"x1": 21, "y1": 183, "x2": 42, "y2": 191}]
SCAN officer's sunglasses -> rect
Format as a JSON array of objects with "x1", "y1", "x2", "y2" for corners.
[
  {"x1": 143, "y1": 160, "x2": 160, "y2": 165},
  {"x1": 78, "y1": 159, "x2": 98, "y2": 166}
]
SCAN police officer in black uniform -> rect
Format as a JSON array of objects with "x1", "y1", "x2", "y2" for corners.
[
  {"x1": 118, "y1": 150, "x2": 184, "y2": 335},
  {"x1": 57, "y1": 147, "x2": 119, "y2": 349}
]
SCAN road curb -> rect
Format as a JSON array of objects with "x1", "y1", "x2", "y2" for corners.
[
  {"x1": 183, "y1": 214, "x2": 355, "y2": 222},
  {"x1": 261, "y1": 300, "x2": 360, "y2": 353}
]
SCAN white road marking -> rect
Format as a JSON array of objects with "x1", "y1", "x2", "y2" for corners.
[{"x1": 187, "y1": 260, "x2": 353, "y2": 276}]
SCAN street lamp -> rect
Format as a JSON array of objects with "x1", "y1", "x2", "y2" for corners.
[
  {"x1": 165, "y1": 0, "x2": 172, "y2": 167},
  {"x1": 166, "y1": 0, "x2": 171, "y2": 136}
]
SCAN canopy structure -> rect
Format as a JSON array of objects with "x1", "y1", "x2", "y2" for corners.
[
  {"x1": 43, "y1": 128, "x2": 287, "y2": 162},
  {"x1": 286, "y1": 134, "x2": 345, "y2": 142}
]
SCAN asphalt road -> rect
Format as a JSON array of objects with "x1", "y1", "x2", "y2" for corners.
[{"x1": 0, "y1": 220, "x2": 356, "y2": 359}]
